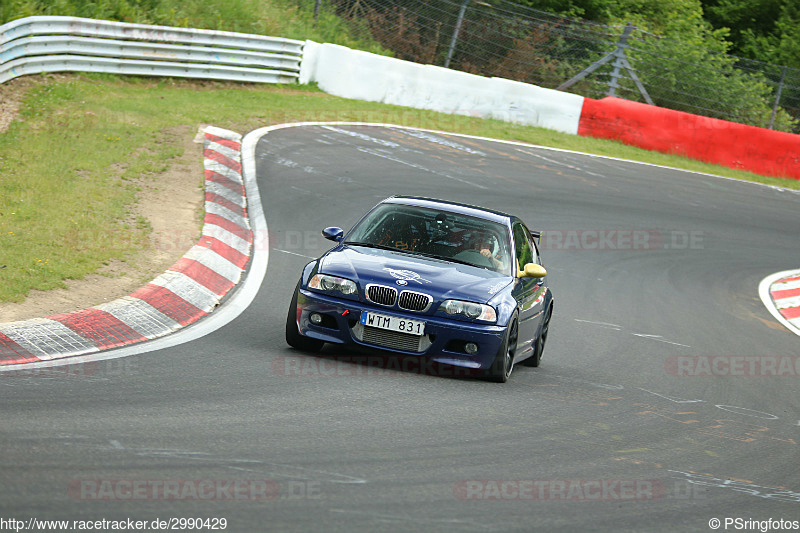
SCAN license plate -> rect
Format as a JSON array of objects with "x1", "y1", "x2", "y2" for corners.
[{"x1": 360, "y1": 311, "x2": 425, "y2": 336}]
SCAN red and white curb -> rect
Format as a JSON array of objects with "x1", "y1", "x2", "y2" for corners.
[
  {"x1": 0, "y1": 126, "x2": 251, "y2": 365},
  {"x1": 759, "y1": 269, "x2": 800, "y2": 337}
]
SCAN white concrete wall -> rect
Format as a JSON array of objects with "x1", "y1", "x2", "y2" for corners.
[{"x1": 300, "y1": 41, "x2": 584, "y2": 135}]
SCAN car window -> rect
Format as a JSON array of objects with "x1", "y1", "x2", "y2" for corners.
[
  {"x1": 513, "y1": 223, "x2": 534, "y2": 271},
  {"x1": 345, "y1": 203, "x2": 512, "y2": 275},
  {"x1": 524, "y1": 226, "x2": 540, "y2": 265}
]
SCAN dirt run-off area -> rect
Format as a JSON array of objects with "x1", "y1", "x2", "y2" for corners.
[{"x1": 0, "y1": 77, "x2": 206, "y2": 323}]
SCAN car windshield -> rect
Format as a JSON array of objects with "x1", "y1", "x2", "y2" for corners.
[{"x1": 345, "y1": 203, "x2": 512, "y2": 275}]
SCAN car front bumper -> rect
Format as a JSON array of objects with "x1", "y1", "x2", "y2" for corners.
[{"x1": 294, "y1": 288, "x2": 506, "y2": 371}]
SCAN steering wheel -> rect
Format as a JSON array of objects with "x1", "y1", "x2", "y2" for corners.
[{"x1": 453, "y1": 249, "x2": 494, "y2": 269}]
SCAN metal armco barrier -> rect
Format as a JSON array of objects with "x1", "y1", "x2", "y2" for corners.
[{"x1": 0, "y1": 16, "x2": 304, "y2": 85}]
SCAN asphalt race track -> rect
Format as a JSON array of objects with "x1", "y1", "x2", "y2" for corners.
[{"x1": 1, "y1": 124, "x2": 799, "y2": 532}]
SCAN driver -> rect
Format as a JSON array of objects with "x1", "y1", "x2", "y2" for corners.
[{"x1": 473, "y1": 233, "x2": 507, "y2": 272}]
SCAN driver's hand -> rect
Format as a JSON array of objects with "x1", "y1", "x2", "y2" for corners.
[{"x1": 480, "y1": 248, "x2": 492, "y2": 258}]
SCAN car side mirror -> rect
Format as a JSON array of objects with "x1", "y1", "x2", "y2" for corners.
[
  {"x1": 518, "y1": 263, "x2": 547, "y2": 278},
  {"x1": 322, "y1": 226, "x2": 344, "y2": 242}
]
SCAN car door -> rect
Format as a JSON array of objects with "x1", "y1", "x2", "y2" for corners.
[{"x1": 511, "y1": 222, "x2": 544, "y2": 356}]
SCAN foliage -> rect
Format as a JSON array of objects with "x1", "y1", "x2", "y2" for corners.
[
  {"x1": 700, "y1": 0, "x2": 798, "y2": 68},
  {"x1": 361, "y1": 6, "x2": 440, "y2": 64},
  {"x1": 768, "y1": 2, "x2": 800, "y2": 69},
  {"x1": 0, "y1": 0, "x2": 387, "y2": 53},
  {"x1": 603, "y1": 5, "x2": 798, "y2": 130}
]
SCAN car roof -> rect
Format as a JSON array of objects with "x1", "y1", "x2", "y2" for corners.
[{"x1": 382, "y1": 196, "x2": 514, "y2": 226}]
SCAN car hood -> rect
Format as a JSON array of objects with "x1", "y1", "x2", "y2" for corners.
[{"x1": 318, "y1": 245, "x2": 512, "y2": 304}]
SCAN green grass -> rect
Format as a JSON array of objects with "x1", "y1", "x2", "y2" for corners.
[{"x1": 0, "y1": 74, "x2": 798, "y2": 304}]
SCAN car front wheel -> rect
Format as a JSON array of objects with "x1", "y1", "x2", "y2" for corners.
[
  {"x1": 486, "y1": 312, "x2": 518, "y2": 383},
  {"x1": 522, "y1": 304, "x2": 552, "y2": 367},
  {"x1": 285, "y1": 282, "x2": 325, "y2": 353}
]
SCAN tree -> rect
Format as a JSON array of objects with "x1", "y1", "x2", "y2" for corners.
[
  {"x1": 736, "y1": 1, "x2": 800, "y2": 68},
  {"x1": 701, "y1": 0, "x2": 782, "y2": 55},
  {"x1": 599, "y1": 0, "x2": 797, "y2": 131}
]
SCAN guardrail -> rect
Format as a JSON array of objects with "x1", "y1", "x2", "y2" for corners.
[{"x1": 0, "y1": 16, "x2": 304, "y2": 85}]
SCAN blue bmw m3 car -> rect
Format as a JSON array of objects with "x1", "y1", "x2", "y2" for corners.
[{"x1": 285, "y1": 196, "x2": 553, "y2": 382}]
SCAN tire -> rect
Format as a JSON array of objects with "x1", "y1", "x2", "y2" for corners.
[
  {"x1": 522, "y1": 304, "x2": 552, "y2": 368},
  {"x1": 485, "y1": 312, "x2": 519, "y2": 383},
  {"x1": 285, "y1": 281, "x2": 324, "y2": 353}
]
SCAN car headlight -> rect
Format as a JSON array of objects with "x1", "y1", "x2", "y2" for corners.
[
  {"x1": 308, "y1": 274, "x2": 357, "y2": 296},
  {"x1": 440, "y1": 299, "x2": 497, "y2": 322}
]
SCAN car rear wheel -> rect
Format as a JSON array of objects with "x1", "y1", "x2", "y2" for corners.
[
  {"x1": 285, "y1": 282, "x2": 325, "y2": 353},
  {"x1": 522, "y1": 304, "x2": 552, "y2": 367},
  {"x1": 486, "y1": 312, "x2": 518, "y2": 383}
]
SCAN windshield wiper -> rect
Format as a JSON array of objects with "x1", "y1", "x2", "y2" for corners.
[
  {"x1": 408, "y1": 250, "x2": 460, "y2": 264},
  {"x1": 343, "y1": 241, "x2": 399, "y2": 252},
  {"x1": 348, "y1": 242, "x2": 448, "y2": 260}
]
